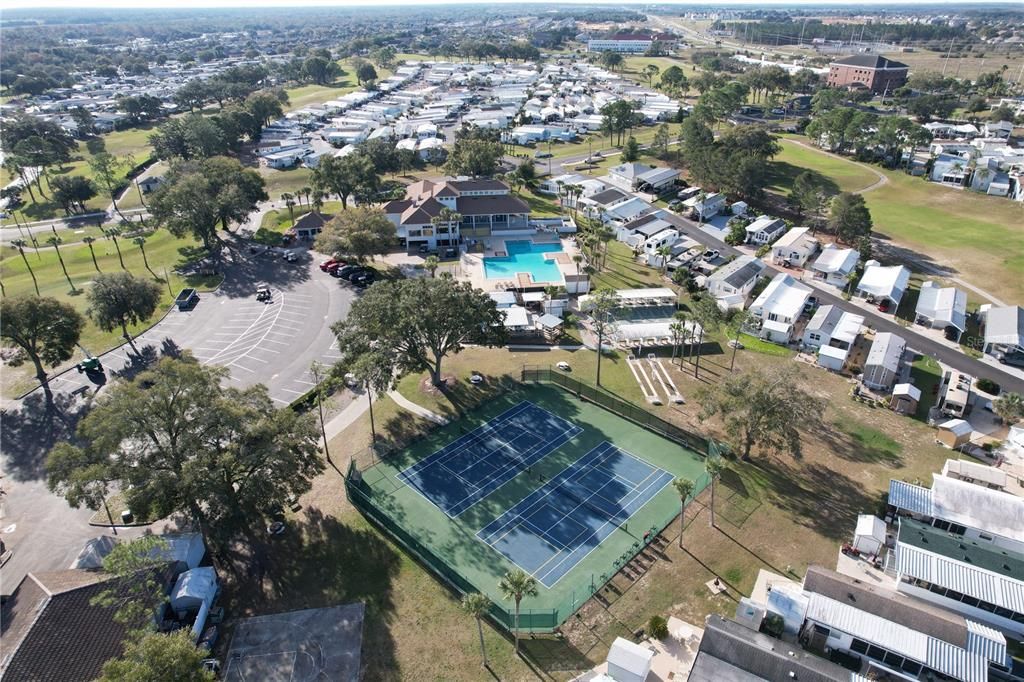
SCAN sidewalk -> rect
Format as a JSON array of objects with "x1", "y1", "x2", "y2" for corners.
[{"x1": 388, "y1": 389, "x2": 449, "y2": 424}]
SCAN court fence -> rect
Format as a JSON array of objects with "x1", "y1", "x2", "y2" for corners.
[
  {"x1": 520, "y1": 365, "x2": 729, "y2": 459},
  {"x1": 344, "y1": 373, "x2": 721, "y2": 634},
  {"x1": 346, "y1": 460, "x2": 560, "y2": 631},
  {"x1": 347, "y1": 458, "x2": 709, "y2": 634}
]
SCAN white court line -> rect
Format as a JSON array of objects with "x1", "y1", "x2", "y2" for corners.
[
  {"x1": 535, "y1": 469, "x2": 672, "y2": 586},
  {"x1": 228, "y1": 363, "x2": 256, "y2": 373},
  {"x1": 279, "y1": 388, "x2": 307, "y2": 395}
]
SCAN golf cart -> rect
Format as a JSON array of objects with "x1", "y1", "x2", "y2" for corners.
[
  {"x1": 256, "y1": 287, "x2": 272, "y2": 302},
  {"x1": 76, "y1": 357, "x2": 104, "y2": 375}
]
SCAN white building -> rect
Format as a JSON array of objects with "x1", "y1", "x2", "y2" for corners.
[
  {"x1": 748, "y1": 273, "x2": 812, "y2": 344},
  {"x1": 810, "y1": 244, "x2": 860, "y2": 289},
  {"x1": 802, "y1": 305, "x2": 864, "y2": 371},
  {"x1": 862, "y1": 332, "x2": 906, "y2": 392},
  {"x1": 771, "y1": 227, "x2": 820, "y2": 267},
  {"x1": 706, "y1": 255, "x2": 766, "y2": 309},
  {"x1": 856, "y1": 263, "x2": 912, "y2": 311},
  {"x1": 743, "y1": 215, "x2": 787, "y2": 246},
  {"x1": 915, "y1": 281, "x2": 968, "y2": 340}
]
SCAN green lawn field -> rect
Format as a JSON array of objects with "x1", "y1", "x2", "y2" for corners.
[
  {"x1": 1, "y1": 229, "x2": 219, "y2": 394},
  {"x1": 768, "y1": 140, "x2": 880, "y2": 196},
  {"x1": 771, "y1": 137, "x2": 1024, "y2": 303}
]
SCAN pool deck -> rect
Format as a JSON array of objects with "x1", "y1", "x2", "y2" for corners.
[{"x1": 464, "y1": 236, "x2": 580, "y2": 292}]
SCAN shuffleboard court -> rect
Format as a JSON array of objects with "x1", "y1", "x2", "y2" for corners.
[
  {"x1": 396, "y1": 401, "x2": 582, "y2": 517},
  {"x1": 477, "y1": 441, "x2": 674, "y2": 588}
]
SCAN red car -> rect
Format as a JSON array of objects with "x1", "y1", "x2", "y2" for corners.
[
  {"x1": 319, "y1": 259, "x2": 338, "y2": 272},
  {"x1": 877, "y1": 300, "x2": 892, "y2": 313}
]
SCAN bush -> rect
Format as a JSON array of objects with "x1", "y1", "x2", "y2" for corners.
[
  {"x1": 647, "y1": 615, "x2": 669, "y2": 640},
  {"x1": 976, "y1": 377, "x2": 1000, "y2": 395},
  {"x1": 761, "y1": 613, "x2": 785, "y2": 638}
]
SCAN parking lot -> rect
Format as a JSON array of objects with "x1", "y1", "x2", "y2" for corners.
[
  {"x1": 1, "y1": 245, "x2": 354, "y2": 590},
  {"x1": 43, "y1": 247, "x2": 352, "y2": 406}
]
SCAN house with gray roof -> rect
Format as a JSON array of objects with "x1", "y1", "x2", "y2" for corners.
[
  {"x1": 706, "y1": 255, "x2": 766, "y2": 309},
  {"x1": 915, "y1": 281, "x2": 968, "y2": 340},
  {"x1": 981, "y1": 305, "x2": 1024, "y2": 365}
]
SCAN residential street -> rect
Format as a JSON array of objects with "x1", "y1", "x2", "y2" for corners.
[{"x1": 657, "y1": 210, "x2": 1024, "y2": 395}]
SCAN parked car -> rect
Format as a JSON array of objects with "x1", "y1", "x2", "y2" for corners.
[
  {"x1": 319, "y1": 259, "x2": 339, "y2": 272},
  {"x1": 702, "y1": 249, "x2": 720, "y2": 261},
  {"x1": 284, "y1": 252, "x2": 298, "y2": 263},
  {"x1": 770, "y1": 108, "x2": 786, "y2": 116},
  {"x1": 175, "y1": 288, "x2": 199, "y2": 310},
  {"x1": 352, "y1": 270, "x2": 376, "y2": 285},
  {"x1": 337, "y1": 265, "x2": 363, "y2": 279},
  {"x1": 534, "y1": 151, "x2": 553, "y2": 159},
  {"x1": 877, "y1": 299, "x2": 892, "y2": 313}
]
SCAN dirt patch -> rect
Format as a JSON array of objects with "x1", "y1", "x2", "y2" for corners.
[{"x1": 418, "y1": 373, "x2": 458, "y2": 396}]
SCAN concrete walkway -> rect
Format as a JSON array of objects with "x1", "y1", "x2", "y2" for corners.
[{"x1": 388, "y1": 389, "x2": 449, "y2": 424}]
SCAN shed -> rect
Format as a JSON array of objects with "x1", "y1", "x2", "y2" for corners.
[
  {"x1": 538, "y1": 313, "x2": 563, "y2": 342},
  {"x1": 606, "y1": 636, "x2": 654, "y2": 682},
  {"x1": 169, "y1": 566, "x2": 218, "y2": 617},
  {"x1": 852, "y1": 514, "x2": 886, "y2": 555},
  {"x1": 936, "y1": 419, "x2": 972, "y2": 449},
  {"x1": 817, "y1": 344, "x2": 847, "y2": 372},
  {"x1": 890, "y1": 383, "x2": 922, "y2": 416}
]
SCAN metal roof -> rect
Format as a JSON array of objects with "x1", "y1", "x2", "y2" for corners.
[
  {"x1": 805, "y1": 593, "x2": 988, "y2": 682},
  {"x1": 966, "y1": 620, "x2": 1009, "y2": 667},
  {"x1": 888, "y1": 479, "x2": 933, "y2": 513},
  {"x1": 895, "y1": 544, "x2": 1024, "y2": 615}
]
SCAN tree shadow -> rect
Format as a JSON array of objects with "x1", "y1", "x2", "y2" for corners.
[
  {"x1": 817, "y1": 420, "x2": 903, "y2": 466},
  {"x1": 111, "y1": 343, "x2": 152, "y2": 374},
  {"x1": 0, "y1": 391, "x2": 87, "y2": 481},
  {"x1": 220, "y1": 505, "x2": 400, "y2": 680}
]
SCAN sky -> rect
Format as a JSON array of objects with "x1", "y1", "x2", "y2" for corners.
[{"x1": 2, "y1": 0, "x2": 1016, "y2": 8}]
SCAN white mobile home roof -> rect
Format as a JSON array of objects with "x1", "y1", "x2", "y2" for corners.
[
  {"x1": 805, "y1": 593, "x2": 988, "y2": 682},
  {"x1": 895, "y1": 542, "x2": 1024, "y2": 616},
  {"x1": 812, "y1": 245, "x2": 859, "y2": 275},
  {"x1": 865, "y1": 332, "x2": 905, "y2": 373},
  {"x1": 752, "y1": 273, "x2": 812, "y2": 321},
  {"x1": 857, "y1": 264, "x2": 911, "y2": 302},
  {"x1": 984, "y1": 305, "x2": 1024, "y2": 348},
  {"x1": 916, "y1": 281, "x2": 968, "y2": 331}
]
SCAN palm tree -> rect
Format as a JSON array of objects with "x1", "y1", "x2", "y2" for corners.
[
  {"x1": 672, "y1": 477, "x2": 695, "y2": 549},
  {"x1": 669, "y1": 319, "x2": 686, "y2": 364},
  {"x1": 704, "y1": 457, "x2": 726, "y2": 527},
  {"x1": 656, "y1": 245, "x2": 672, "y2": 276},
  {"x1": 11, "y1": 240, "x2": 39, "y2": 295},
  {"x1": 103, "y1": 226, "x2": 126, "y2": 270},
  {"x1": 673, "y1": 312, "x2": 689, "y2": 366},
  {"x1": 300, "y1": 185, "x2": 313, "y2": 207},
  {"x1": 82, "y1": 236, "x2": 101, "y2": 272},
  {"x1": 726, "y1": 310, "x2": 749, "y2": 372},
  {"x1": 695, "y1": 190, "x2": 707, "y2": 226},
  {"x1": 47, "y1": 236, "x2": 75, "y2": 292},
  {"x1": 281, "y1": 192, "x2": 296, "y2": 224},
  {"x1": 498, "y1": 568, "x2": 538, "y2": 656},
  {"x1": 690, "y1": 297, "x2": 721, "y2": 379},
  {"x1": 134, "y1": 235, "x2": 153, "y2": 274},
  {"x1": 461, "y1": 593, "x2": 493, "y2": 668},
  {"x1": 312, "y1": 189, "x2": 325, "y2": 214},
  {"x1": 423, "y1": 255, "x2": 439, "y2": 278},
  {"x1": 993, "y1": 392, "x2": 1024, "y2": 425}
]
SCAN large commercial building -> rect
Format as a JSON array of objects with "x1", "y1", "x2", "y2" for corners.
[
  {"x1": 587, "y1": 33, "x2": 675, "y2": 53},
  {"x1": 826, "y1": 54, "x2": 909, "y2": 94}
]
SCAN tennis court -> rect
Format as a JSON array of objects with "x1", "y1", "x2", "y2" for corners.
[
  {"x1": 397, "y1": 401, "x2": 582, "y2": 517},
  {"x1": 348, "y1": 383, "x2": 711, "y2": 632},
  {"x1": 478, "y1": 441, "x2": 673, "y2": 587}
]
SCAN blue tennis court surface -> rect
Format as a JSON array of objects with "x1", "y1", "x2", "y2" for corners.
[
  {"x1": 476, "y1": 442, "x2": 674, "y2": 588},
  {"x1": 396, "y1": 401, "x2": 582, "y2": 517}
]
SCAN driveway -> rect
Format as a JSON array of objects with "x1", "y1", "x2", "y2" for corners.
[{"x1": 0, "y1": 241, "x2": 353, "y2": 591}]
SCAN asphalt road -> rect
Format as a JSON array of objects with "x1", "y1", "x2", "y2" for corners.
[
  {"x1": 659, "y1": 210, "x2": 1024, "y2": 395},
  {"x1": 0, "y1": 240, "x2": 354, "y2": 591}
]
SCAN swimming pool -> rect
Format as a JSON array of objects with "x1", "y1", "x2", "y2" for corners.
[{"x1": 483, "y1": 240, "x2": 564, "y2": 283}]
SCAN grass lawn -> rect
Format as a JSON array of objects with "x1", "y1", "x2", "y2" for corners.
[
  {"x1": 863, "y1": 169, "x2": 1024, "y2": 303},
  {"x1": 592, "y1": 240, "x2": 672, "y2": 290},
  {"x1": 0, "y1": 229, "x2": 219, "y2": 397},
  {"x1": 259, "y1": 166, "x2": 315, "y2": 199},
  {"x1": 2, "y1": 127, "x2": 157, "y2": 225},
  {"x1": 516, "y1": 186, "x2": 562, "y2": 217},
  {"x1": 909, "y1": 355, "x2": 942, "y2": 421},
  {"x1": 738, "y1": 333, "x2": 795, "y2": 357},
  {"x1": 767, "y1": 139, "x2": 879, "y2": 196}
]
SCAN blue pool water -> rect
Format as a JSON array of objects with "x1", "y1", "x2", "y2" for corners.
[{"x1": 483, "y1": 240, "x2": 564, "y2": 282}]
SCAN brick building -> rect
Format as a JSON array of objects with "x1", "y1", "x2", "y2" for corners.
[{"x1": 826, "y1": 54, "x2": 909, "y2": 94}]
